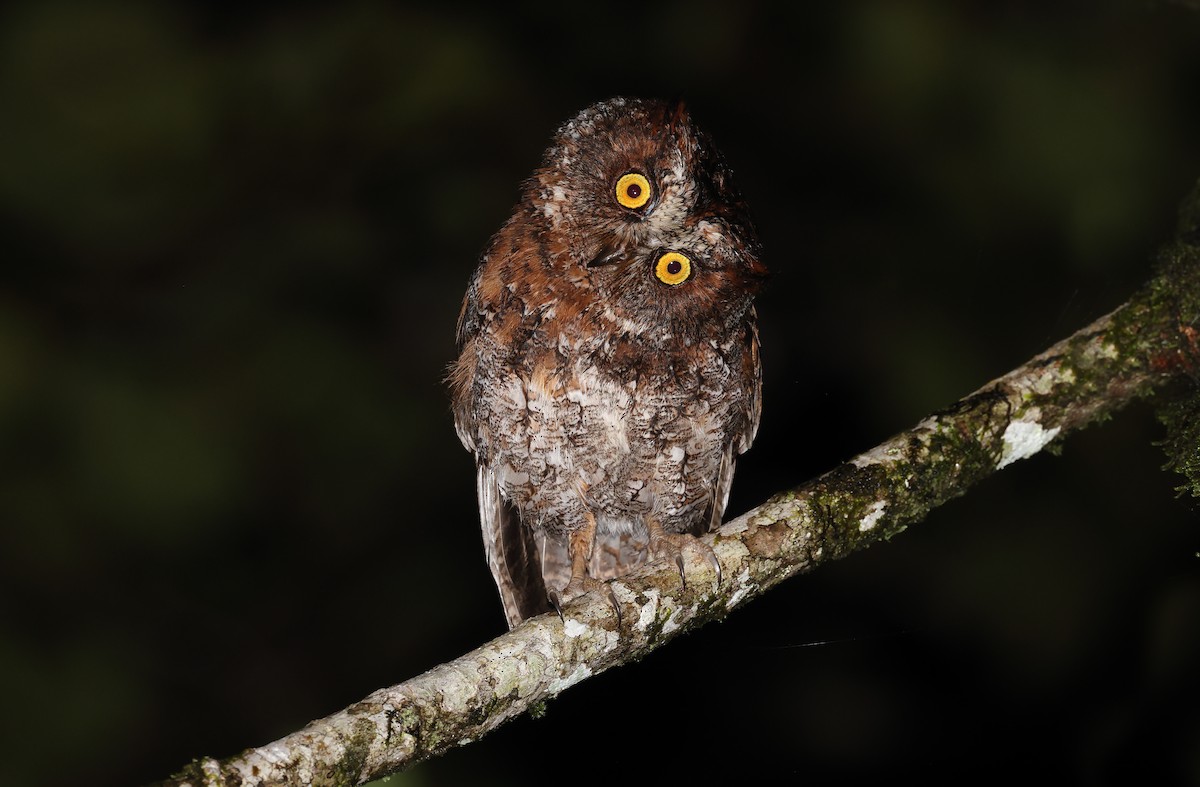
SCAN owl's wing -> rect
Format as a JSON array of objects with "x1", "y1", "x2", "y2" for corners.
[
  {"x1": 737, "y1": 308, "x2": 763, "y2": 455},
  {"x1": 477, "y1": 463, "x2": 552, "y2": 629},
  {"x1": 454, "y1": 267, "x2": 550, "y2": 628},
  {"x1": 707, "y1": 312, "x2": 762, "y2": 532}
]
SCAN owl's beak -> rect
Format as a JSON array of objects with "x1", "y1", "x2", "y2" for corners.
[{"x1": 586, "y1": 245, "x2": 623, "y2": 268}]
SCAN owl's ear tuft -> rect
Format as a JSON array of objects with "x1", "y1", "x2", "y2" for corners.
[
  {"x1": 668, "y1": 98, "x2": 689, "y2": 132},
  {"x1": 741, "y1": 249, "x2": 769, "y2": 283}
]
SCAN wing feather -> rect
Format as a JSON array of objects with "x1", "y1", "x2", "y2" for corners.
[
  {"x1": 477, "y1": 464, "x2": 551, "y2": 628},
  {"x1": 707, "y1": 311, "x2": 763, "y2": 532},
  {"x1": 737, "y1": 309, "x2": 763, "y2": 455}
]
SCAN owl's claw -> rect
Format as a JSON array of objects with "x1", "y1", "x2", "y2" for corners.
[
  {"x1": 706, "y1": 548, "x2": 723, "y2": 589},
  {"x1": 648, "y1": 525, "x2": 722, "y2": 594},
  {"x1": 547, "y1": 576, "x2": 622, "y2": 628},
  {"x1": 606, "y1": 585, "x2": 623, "y2": 628},
  {"x1": 547, "y1": 588, "x2": 565, "y2": 621}
]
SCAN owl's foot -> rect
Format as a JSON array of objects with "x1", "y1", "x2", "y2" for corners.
[
  {"x1": 548, "y1": 516, "x2": 622, "y2": 626},
  {"x1": 647, "y1": 521, "x2": 722, "y2": 592},
  {"x1": 547, "y1": 576, "x2": 622, "y2": 627}
]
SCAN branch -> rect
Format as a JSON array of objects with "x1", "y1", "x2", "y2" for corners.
[{"x1": 159, "y1": 209, "x2": 1200, "y2": 787}]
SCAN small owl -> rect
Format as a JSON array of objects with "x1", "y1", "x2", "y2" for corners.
[{"x1": 451, "y1": 97, "x2": 766, "y2": 628}]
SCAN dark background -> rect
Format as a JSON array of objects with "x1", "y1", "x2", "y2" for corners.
[{"x1": 2, "y1": 2, "x2": 1198, "y2": 785}]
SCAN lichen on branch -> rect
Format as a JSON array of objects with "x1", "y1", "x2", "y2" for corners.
[{"x1": 1153, "y1": 178, "x2": 1200, "y2": 497}]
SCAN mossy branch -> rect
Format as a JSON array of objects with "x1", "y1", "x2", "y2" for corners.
[{"x1": 156, "y1": 186, "x2": 1200, "y2": 787}]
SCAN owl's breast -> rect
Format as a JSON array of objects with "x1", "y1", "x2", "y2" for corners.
[{"x1": 472, "y1": 320, "x2": 749, "y2": 536}]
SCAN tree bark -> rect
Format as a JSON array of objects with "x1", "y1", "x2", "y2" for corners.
[{"x1": 157, "y1": 192, "x2": 1200, "y2": 787}]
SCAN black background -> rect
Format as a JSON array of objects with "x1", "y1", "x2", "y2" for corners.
[{"x1": 1, "y1": 2, "x2": 1198, "y2": 785}]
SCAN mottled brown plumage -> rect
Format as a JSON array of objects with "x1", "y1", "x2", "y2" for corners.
[{"x1": 451, "y1": 98, "x2": 766, "y2": 628}]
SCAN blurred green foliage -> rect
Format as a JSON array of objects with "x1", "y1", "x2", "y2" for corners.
[{"x1": 0, "y1": 1, "x2": 1197, "y2": 785}]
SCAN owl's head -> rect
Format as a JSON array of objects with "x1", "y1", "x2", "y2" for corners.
[{"x1": 528, "y1": 97, "x2": 767, "y2": 339}]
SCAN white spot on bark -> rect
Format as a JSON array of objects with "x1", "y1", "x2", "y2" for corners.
[
  {"x1": 563, "y1": 618, "x2": 588, "y2": 638},
  {"x1": 661, "y1": 603, "x2": 688, "y2": 636},
  {"x1": 998, "y1": 414, "x2": 1061, "y2": 469},
  {"x1": 548, "y1": 664, "x2": 593, "y2": 694},
  {"x1": 636, "y1": 589, "x2": 660, "y2": 630},
  {"x1": 859, "y1": 500, "x2": 887, "y2": 531},
  {"x1": 726, "y1": 567, "x2": 754, "y2": 610}
]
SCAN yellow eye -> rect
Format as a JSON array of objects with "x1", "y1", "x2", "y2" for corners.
[
  {"x1": 654, "y1": 251, "x2": 691, "y2": 286},
  {"x1": 615, "y1": 172, "x2": 652, "y2": 210}
]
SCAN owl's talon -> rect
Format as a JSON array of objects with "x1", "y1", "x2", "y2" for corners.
[
  {"x1": 548, "y1": 581, "x2": 622, "y2": 628},
  {"x1": 706, "y1": 549, "x2": 722, "y2": 590},
  {"x1": 547, "y1": 589, "x2": 565, "y2": 621},
  {"x1": 550, "y1": 573, "x2": 619, "y2": 622},
  {"x1": 606, "y1": 586, "x2": 623, "y2": 628},
  {"x1": 648, "y1": 524, "x2": 723, "y2": 594}
]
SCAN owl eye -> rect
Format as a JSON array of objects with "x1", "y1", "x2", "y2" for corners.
[
  {"x1": 615, "y1": 172, "x2": 652, "y2": 210},
  {"x1": 654, "y1": 251, "x2": 692, "y2": 286}
]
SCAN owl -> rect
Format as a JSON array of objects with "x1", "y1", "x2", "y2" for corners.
[{"x1": 450, "y1": 97, "x2": 766, "y2": 629}]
